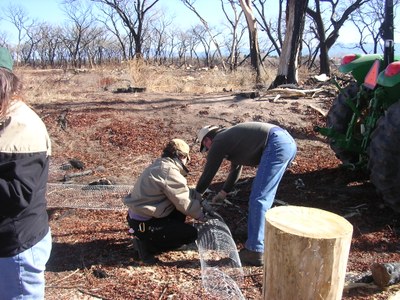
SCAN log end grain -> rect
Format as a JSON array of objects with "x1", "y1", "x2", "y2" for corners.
[{"x1": 266, "y1": 205, "x2": 353, "y2": 239}]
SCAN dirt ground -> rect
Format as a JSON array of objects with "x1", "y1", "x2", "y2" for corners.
[{"x1": 18, "y1": 67, "x2": 400, "y2": 299}]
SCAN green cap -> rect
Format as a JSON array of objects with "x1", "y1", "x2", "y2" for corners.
[{"x1": 0, "y1": 47, "x2": 13, "y2": 71}]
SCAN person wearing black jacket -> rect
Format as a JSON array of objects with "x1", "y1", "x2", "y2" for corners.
[{"x1": 0, "y1": 47, "x2": 52, "y2": 299}]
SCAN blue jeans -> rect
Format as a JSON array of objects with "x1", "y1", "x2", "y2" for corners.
[
  {"x1": 0, "y1": 229, "x2": 52, "y2": 300},
  {"x1": 246, "y1": 129, "x2": 297, "y2": 252}
]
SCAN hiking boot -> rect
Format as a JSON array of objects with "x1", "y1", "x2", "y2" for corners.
[
  {"x1": 239, "y1": 248, "x2": 264, "y2": 266},
  {"x1": 132, "y1": 238, "x2": 157, "y2": 264}
]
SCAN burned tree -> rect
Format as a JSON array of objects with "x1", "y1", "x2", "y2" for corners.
[{"x1": 270, "y1": 0, "x2": 308, "y2": 88}]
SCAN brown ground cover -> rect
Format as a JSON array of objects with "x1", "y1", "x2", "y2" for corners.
[{"x1": 17, "y1": 66, "x2": 400, "y2": 299}]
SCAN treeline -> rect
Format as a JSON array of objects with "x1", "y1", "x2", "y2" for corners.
[{"x1": 0, "y1": 0, "x2": 395, "y2": 73}]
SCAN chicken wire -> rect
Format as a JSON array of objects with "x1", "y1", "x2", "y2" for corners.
[
  {"x1": 46, "y1": 183, "x2": 131, "y2": 210},
  {"x1": 196, "y1": 217, "x2": 245, "y2": 300},
  {"x1": 46, "y1": 181, "x2": 245, "y2": 299}
]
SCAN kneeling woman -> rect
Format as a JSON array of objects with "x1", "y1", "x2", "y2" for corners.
[{"x1": 124, "y1": 139, "x2": 206, "y2": 262}]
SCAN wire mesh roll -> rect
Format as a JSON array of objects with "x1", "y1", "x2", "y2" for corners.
[
  {"x1": 46, "y1": 183, "x2": 131, "y2": 210},
  {"x1": 196, "y1": 217, "x2": 244, "y2": 299}
]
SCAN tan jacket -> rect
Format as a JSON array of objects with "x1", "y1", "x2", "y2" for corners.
[{"x1": 124, "y1": 157, "x2": 203, "y2": 220}]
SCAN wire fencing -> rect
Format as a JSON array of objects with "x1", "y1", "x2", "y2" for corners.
[
  {"x1": 196, "y1": 217, "x2": 245, "y2": 299},
  {"x1": 46, "y1": 183, "x2": 131, "y2": 210}
]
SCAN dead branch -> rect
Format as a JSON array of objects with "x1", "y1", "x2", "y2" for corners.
[
  {"x1": 269, "y1": 94, "x2": 281, "y2": 102},
  {"x1": 181, "y1": 269, "x2": 201, "y2": 280},
  {"x1": 307, "y1": 104, "x2": 328, "y2": 117},
  {"x1": 47, "y1": 268, "x2": 80, "y2": 286},
  {"x1": 268, "y1": 87, "x2": 324, "y2": 98},
  {"x1": 46, "y1": 285, "x2": 86, "y2": 289},
  {"x1": 158, "y1": 283, "x2": 169, "y2": 300},
  {"x1": 243, "y1": 272, "x2": 263, "y2": 278},
  {"x1": 77, "y1": 289, "x2": 111, "y2": 300},
  {"x1": 343, "y1": 282, "x2": 378, "y2": 291}
]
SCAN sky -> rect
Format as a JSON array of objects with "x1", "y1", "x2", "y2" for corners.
[
  {"x1": 1, "y1": 0, "x2": 398, "y2": 56},
  {"x1": 0, "y1": 0, "x2": 229, "y2": 34},
  {"x1": 0, "y1": 0, "x2": 279, "y2": 44},
  {"x1": 2, "y1": 0, "x2": 66, "y2": 24}
]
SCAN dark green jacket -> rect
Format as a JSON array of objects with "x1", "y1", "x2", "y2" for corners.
[{"x1": 196, "y1": 122, "x2": 276, "y2": 194}]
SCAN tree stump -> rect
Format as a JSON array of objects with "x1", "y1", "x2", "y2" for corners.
[{"x1": 263, "y1": 205, "x2": 353, "y2": 300}]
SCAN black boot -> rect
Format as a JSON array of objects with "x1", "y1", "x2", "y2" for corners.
[{"x1": 132, "y1": 237, "x2": 156, "y2": 264}]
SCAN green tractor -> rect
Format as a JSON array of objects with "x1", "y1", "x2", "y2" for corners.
[{"x1": 314, "y1": 0, "x2": 400, "y2": 212}]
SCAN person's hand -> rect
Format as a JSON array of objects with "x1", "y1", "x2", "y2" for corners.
[
  {"x1": 197, "y1": 212, "x2": 209, "y2": 223},
  {"x1": 201, "y1": 199, "x2": 214, "y2": 214},
  {"x1": 212, "y1": 190, "x2": 227, "y2": 204},
  {"x1": 189, "y1": 188, "x2": 203, "y2": 202},
  {"x1": 201, "y1": 200, "x2": 222, "y2": 220}
]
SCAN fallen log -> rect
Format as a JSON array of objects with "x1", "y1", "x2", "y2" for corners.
[
  {"x1": 263, "y1": 205, "x2": 353, "y2": 300},
  {"x1": 235, "y1": 91, "x2": 260, "y2": 99},
  {"x1": 371, "y1": 262, "x2": 400, "y2": 287},
  {"x1": 63, "y1": 170, "x2": 93, "y2": 181},
  {"x1": 113, "y1": 86, "x2": 146, "y2": 93},
  {"x1": 268, "y1": 87, "x2": 324, "y2": 98}
]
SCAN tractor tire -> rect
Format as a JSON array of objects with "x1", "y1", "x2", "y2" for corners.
[
  {"x1": 368, "y1": 100, "x2": 400, "y2": 213},
  {"x1": 326, "y1": 82, "x2": 360, "y2": 164}
]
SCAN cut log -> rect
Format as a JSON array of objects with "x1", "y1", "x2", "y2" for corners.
[
  {"x1": 371, "y1": 262, "x2": 400, "y2": 287},
  {"x1": 263, "y1": 205, "x2": 353, "y2": 300}
]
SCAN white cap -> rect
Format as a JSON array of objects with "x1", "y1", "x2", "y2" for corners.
[{"x1": 197, "y1": 125, "x2": 219, "y2": 152}]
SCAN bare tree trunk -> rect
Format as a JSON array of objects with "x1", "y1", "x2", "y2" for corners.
[
  {"x1": 306, "y1": 0, "x2": 329, "y2": 75},
  {"x1": 239, "y1": 0, "x2": 261, "y2": 83},
  {"x1": 307, "y1": 0, "x2": 369, "y2": 76},
  {"x1": 270, "y1": 0, "x2": 308, "y2": 89}
]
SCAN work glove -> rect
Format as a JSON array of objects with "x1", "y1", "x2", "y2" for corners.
[
  {"x1": 197, "y1": 212, "x2": 209, "y2": 223},
  {"x1": 201, "y1": 199, "x2": 214, "y2": 214},
  {"x1": 201, "y1": 200, "x2": 222, "y2": 219},
  {"x1": 212, "y1": 190, "x2": 227, "y2": 204}
]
